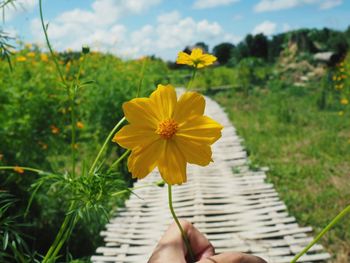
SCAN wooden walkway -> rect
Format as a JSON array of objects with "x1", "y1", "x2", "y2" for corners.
[{"x1": 92, "y1": 92, "x2": 331, "y2": 263}]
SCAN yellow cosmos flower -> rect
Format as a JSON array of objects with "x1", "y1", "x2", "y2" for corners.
[
  {"x1": 176, "y1": 48, "x2": 217, "y2": 68},
  {"x1": 341, "y1": 98, "x2": 349, "y2": 105},
  {"x1": 27, "y1": 52, "x2": 36, "y2": 58},
  {"x1": 40, "y1": 53, "x2": 49, "y2": 62},
  {"x1": 113, "y1": 84, "x2": 223, "y2": 185},
  {"x1": 16, "y1": 56, "x2": 27, "y2": 62}
]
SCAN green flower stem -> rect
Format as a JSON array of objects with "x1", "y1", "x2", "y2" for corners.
[
  {"x1": 111, "y1": 180, "x2": 164, "y2": 196},
  {"x1": 51, "y1": 214, "x2": 78, "y2": 260},
  {"x1": 136, "y1": 57, "x2": 147, "y2": 97},
  {"x1": 0, "y1": 166, "x2": 45, "y2": 174},
  {"x1": 168, "y1": 184, "x2": 195, "y2": 262},
  {"x1": 39, "y1": 0, "x2": 66, "y2": 86},
  {"x1": 109, "y1": 149, "x2": 131, "y2": 171},
  {"x1": 186, "y1": 68, "x2": 197, "y2": 90},
  {"x1": 89, "y1": 117, "x2": 126, "y2": 175},
  {"x1": 70, "y1": 86, "x2": 76, "y2": 176},
  {"x1": 291, "y1": 204, "x2": 350, "y2": 263},
  {"x1": 42, "y1": 202, "x2": 76, "y2": 263}
]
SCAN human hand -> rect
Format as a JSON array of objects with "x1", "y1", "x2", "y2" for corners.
[{"x1": 148, "y1": 220, "x2": 267, "y2": 263}]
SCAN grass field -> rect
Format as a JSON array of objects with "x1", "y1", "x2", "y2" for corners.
[{"x1": 214, "y1": 81, "x2": 350, "y2": 262}]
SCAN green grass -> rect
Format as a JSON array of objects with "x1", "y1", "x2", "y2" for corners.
[{"x1": 214, "y1": 84, "x2": 350, "y2": 262}]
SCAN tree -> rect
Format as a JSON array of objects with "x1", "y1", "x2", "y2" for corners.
[
  {"x1": 194, "y1": 42, "x2": 209, "y2": 53},
  {"x1": 212, "y1": 43, "x2": 235, "y2": 65}
]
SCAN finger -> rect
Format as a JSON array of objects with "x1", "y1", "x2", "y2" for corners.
[
  {"x1": 197, "y1": 252, "x2": 267, "y2": 263},
  {"x1": 181, "y1": 220, "x2": 215, "y2": 260},
  {"x1": 148, "y1": 220, "x2": 214, "y2": 262}
]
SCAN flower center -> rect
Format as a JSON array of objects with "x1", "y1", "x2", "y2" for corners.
[{"x1": 156, "y1": 119, "x2": 178, "y2": 139}]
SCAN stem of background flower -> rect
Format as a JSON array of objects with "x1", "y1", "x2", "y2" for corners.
[
  {"x1": 89, "y1": 117, "x2": 126, "y2": 175},
  {"x1": 108, "y1": 149, "x2": 131, "y2": 172},
  {"x1": 186, "y1": 68, "x2": 197, "y2": 90},
  {"x1": 168, "y1": 184, "x2": 195, "y2": 263},
  {"x1": 70, "y1": 86, "x2": 76, "y2": 176},
  {"x1": 290, "y1": 204, "x2": 350, "y2": 263},
  {"x1": 0, "y1": 166, "x2": 46, "y2": 174},
  {"x1": 111, "y1": 180, "x2": 164, "y2": 196},
  {"x1": 136, "y1": 58, "x2": 147, "y2": 97},
  {"x1": 39, "y1": 0, "x2": 66, "y2": 86},
  {"x1": 42, "y1": 202, "x2": 76, "y2": 263}
]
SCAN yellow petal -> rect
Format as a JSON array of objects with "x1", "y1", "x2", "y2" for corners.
[
  {"x1": 191, "y1": 48, "x2": 203, "y2": 59},
  {"x1": 201, "y1": 54, "x2": 217, "y2": 65},
  {"x1": 112, "y1": 124, "x2": 158, "y2": 149},
  {"x1": 175, "y1": 136, "x2": 212, "y2": 166},
  {"x1": 176, "y1": 52, "x2": 194, "y2": 66},
  {"x1": 123, "y1": 98, "x2": 159, "y2": 128},
  {"x1": 177, "y1": 116, "x2": 223, "y2": 144},
  {"x1": 173, "y1": 91, "x2": 205, "y2": 124},
  {"x1": 158, "y1": 141, "x2": 187, "y2": 185},
  {"x1": 150, "y1": 84, "x2": 177, "y2": 120},
  {"x1": 128, "y1": 140, "x2": 164, "y2": 179}
]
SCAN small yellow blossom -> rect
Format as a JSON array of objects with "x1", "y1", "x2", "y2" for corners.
[
  {"x1": 14, "y1": 166, "x2": 24, "y2": 174},
  {"x1": 76, "y1": 121, "x2": 84, "y2": 129},
  {"x1": 341, "y1": 98, "x2": 349, "y2": 105},
  {"x1": 24, "y1": 43, "x2": 32, "y2": 49},
  {"x1": 40, "y1": 53, "x2": 49, "y2": 62},
  {"x1": 332, "y1": 75, "x2": 337, "y2": 81},
  {"x1": 27, "y1": 52, "x2": 36, "y2": 58},
  {"x1": 16, "y1": 56, "x2": 27, "y2": 62},
  {"x1": 50, "y1": 125, "x2": 60, "y2": 134},
  {"x1": 176, "y1": 48, "x2": 217, "y2": 68},
  {"x1": 338, "y1": 111, "x2": 344, "y2": 116},
  {"x1": 113, "y1": 84, "x2": 223, "y2": 185}
]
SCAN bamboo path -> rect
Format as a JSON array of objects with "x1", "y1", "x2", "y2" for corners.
[{"x1": 91, "y1": 91, "x2": 331, "y2": 263}]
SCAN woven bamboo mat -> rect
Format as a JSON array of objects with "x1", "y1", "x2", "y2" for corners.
[{"x1": 91, "y1": 91, "x2": 331, "y2": 263}]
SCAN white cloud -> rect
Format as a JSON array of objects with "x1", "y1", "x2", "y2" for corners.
[
  {"x1": 30, "y1": 5, "x2": 229, "y2": 60},
  {"x1": 252, "y1": 20, "x2": 277, "y2": 36},
  {"x1": 193, "y1": 0, "x2": 239, "y2": 9},
  {"x1": 233, "y1": 14, "x2": 243, "y2": 21},
  {"x1": 3, "y1": 0, "x2": 37, "y2": 21},
  {"x1": 282, "y1": 23, "x2": 292, "y2": 32},
  {"x1": 320, "y1": 0, "x2": 342, "y2": 9},
  {"x1": 254, "y1": 0, "x2": 342, "y2": 12}
]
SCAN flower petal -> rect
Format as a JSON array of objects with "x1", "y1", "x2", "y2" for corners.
[
  {"x1": 158, "y1": 141, "x2": 187, "y2": 185},
  {"x1": 123, "y1": 98, "x2": 159, "y2": 128},
  {"x1": 112, "y1": 124, "x2": 158, "y2": 149},
  {"x1": 150, "y1": 84, "x2": 177, "y2": 120},
  {"x1": 177, "y1": 116, "x2": 223, "y2": 144},
  {"x1": 127, "y1": 140, "x2": 164, "y2": 179},
  {"x1": 175, "y1": 136, "x2": 213, "y2": 166},
  {"x1": 173, "y1": 91, "x2": 205, "y2": 124},
  {"x1": 191, "y1": 48, "x2": 203, "y2": 59},
  {"x1": 176, "y1": 52, "x2": 194, "y2": 66},
  {"x1": 201, "y1": 54, "x2": 217, "y2": 66}
]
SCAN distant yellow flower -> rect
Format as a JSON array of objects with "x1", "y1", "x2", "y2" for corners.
[
  {"x1": 332, "y1": 75, "x2": 337, "y2": 81},
  {"x1": 113, "y1": 84, "x2": 223, "y2": 185},
  {"x1": 16, "y1": 56, "x2": 27, "y2": 62},
  {"x1": 14, "y1": 166, "x2": 24, "y2": 174},
  {"x1": 341, "y1": 98, "x2": 349, "y2": 105},
  {"x1": 24, "y1": 43, "x2": 32, "y2": 49},
  {"x1": 27, "y1": 52, "x2": 35, "y2": 58},
  {"x1": 50, "y1": 125, "x2": 60, "y2": 134},
  {"x1": 40, "y1": 53, "x2": 49, "y2": 62},
  {"x1": 176, "y1": 48, "x2": 217, "y2": 68},
  {"x1": 76, "y1": 121, "x2": 84, "y2": 129},
  {"x1": 338, "y1": 111, "x2": 344, "y2": 116}
]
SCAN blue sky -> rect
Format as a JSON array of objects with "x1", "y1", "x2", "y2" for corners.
[{"x1": 2, "y1": 0, "x2": 350, "y2": 60}]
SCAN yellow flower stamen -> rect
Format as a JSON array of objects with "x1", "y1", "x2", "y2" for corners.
[{"x1": 156, "y1": 119, "x2": 178, "y2": 139}]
